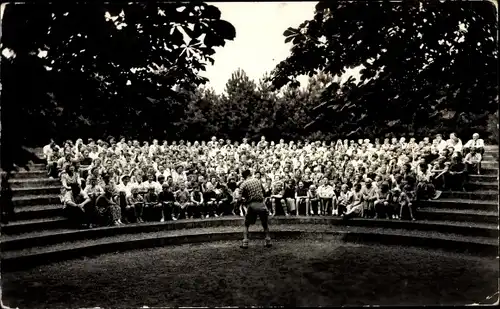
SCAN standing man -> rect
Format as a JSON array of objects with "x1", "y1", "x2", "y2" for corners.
[{"x1": 239, "y1": 169, "x2": 272, "y2": 249}]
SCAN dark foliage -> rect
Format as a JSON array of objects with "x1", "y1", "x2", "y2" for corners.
[
  {"x1": 1, "y1": 3, "x2": 236, "y2": 172},
  {"x1": 269, "y1": 0, "x2": 498, "y2": 141}
]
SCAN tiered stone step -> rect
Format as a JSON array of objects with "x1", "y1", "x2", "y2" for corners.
[
  {"x1": 9, "y1": 178, "x2": 61, "y2": 189},
  {"x1": 12, "y1": 194, "x2": 61, "y2": 207},
  {"x1": 10, "y1": 171, "x2": 48, "y2": 179},
  {"x1": 1, "y1": 223, "x2": 498, "y2": 272},
  {"x1": 4, "y1": 161, "x2": 64, "y2": 230},
  {"x1": 1, "y1": 217, "x2": 68, "y2": 234},
  {"x1": 467, "y1": 181, "x2": 498, "y2": 191},
  {"x1": 439, "y1": 190, "x2": 498, "y2": 201},
  {"x1": 417, "y1": 208, "x2": 497, "y2": 224},
  {"x1": 13, "y1": 205, "x2": 65, "y2": 221},
  {"x1": 421, "y1": 198, "x2": 497, "y2": 212},
  {"x1": 417, "y1": 198, "x2": 498, "y2": 224},
  {"x1": 12, "y1": 186, "x2": 61, "y2": 196}
]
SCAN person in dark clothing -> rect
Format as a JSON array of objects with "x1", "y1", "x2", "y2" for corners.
[
  {"x1": 158, "y1": 183, "x2": 176, "y2": 221},
  {"x1": 189, "y1": 186, "x2": 204, "y2": 218},
  {"x1": 446, "y1": 156, "x2": 467, "y2": 191},
  {"x1": 295, "y1": 181, "x2": 308, "y2": 216},
  {"x1": 283, "y1": 179, "x2": 296, "y2": 215},
  {"x1": 143, "y1": 185, "x2": 160, "y2": 221},
  {"x1": 239, "y1": 169, "x2": 271, "y2": 249},
  {"x1": 63, "y1": 183, "x2": 96, "y2": 228}
]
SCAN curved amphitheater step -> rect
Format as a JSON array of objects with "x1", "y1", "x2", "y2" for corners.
[
  {"x1": 1, "y1": 224, "x2": 497, "y2": 272},
  {"x1": 9, "y1": 178, "x2": 61, "y2": 189},
  {"x1": 1, "y1": 217, "x2": 497, "y2": 252},
  {"x1": 417, "y1": 208, "x2": 497, "y2": 224},
  {"x1": 12, "y1": 194, "x2": 61, "y2": 207},
  {"x1": 12, "y1": 205, "x2": 64, "y2": 221}
]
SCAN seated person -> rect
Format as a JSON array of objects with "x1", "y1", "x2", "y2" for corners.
[
  {"x1": 83, "y1": 175, "x2": 104, "y2": 205},
  {"x1": 143, "y1": 185, "x2": 162, "y2": 221},
  {"x1": 433, "y1": 134, "x2": 448, "y2": 152},
  {"x1": 374, "y1": 182, "x2": 391, "y2": 219},
  {"x1": 95, "y1": 185, "x2": 123, "y2": 226},
  {"x1": 60, "y1": 163, "x2": 81, "y2": 201},
  {"x1": 189, "y1": 186, "x2": 204, "y2": 219},
  {"x1": 127, "y1": 187, "x2": 144, "y2": 223},
  {"x1": 343, "y1": 183, "x2": 364, "y2": 220},
  {"x1": 390, "y1": 187, "x2": 415, "y2": 221},
  {"x1": 203, "y1": 182, "x2": 219, "y2": 218},
  {"x1": 283, "y1": 179, "x2": 296, "y2": 216},
  {"x1": 430, "y1": 160, "x2": 447, "y2": 192},
  {"x1": 463, "y1": 133, "x2": 485, "y2": 155},
  {"x1": 46, "y1": 145, "x2": 61, "y2": 179},
  {"x1": 270, "y1": 178, "x2": 287, "y2": 216},
  {"x1": 317, "y1": 177, "x2": 335, "y2": 216},
  {"x1": 78, "y1": 149, "x2": 94, "y2": 187},
  {"x1": 416, "y1": 163, "x2": 437, "y2": 200},
  {"x1": 464, "y1": 148, "x2": 482, "y2": 175},
  {"x1": 361, "y1": 179, "x2": 377, "y2": 218},
  {"x1": 63, "y1": 183, "x2": 95, "y2": 228},
  {"x1": 307, "y1": 184, "x2": 320, "y2": 216},
  {"x1": 217, "y1": 184, "x2": 234, "y2": 216},
  {"x1": 336, "y1": 184, "x2": 351, "y2": 216},
  {"x1": 295, "y1": 181, "x2": 309, "y2": 216},
  {"x1": 175, "y1": 182, "x2": 191, "y2": 220},
  {"x1": 262, "y1": 177, "x2": 273, "y2": 214},
  {"x1": 446, "y1": 133, "x2": 463, "y2": 153},
  {"x1": 158, "y1": 183, "x2": 175, "y2": 221},
  {"x1": 445, "y1": 155, "x2": 467, "y2": 191}
]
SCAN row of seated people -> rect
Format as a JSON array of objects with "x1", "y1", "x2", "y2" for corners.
[
  {"x1": 63, "y1": 175, "x2": 415, "y2": 228},
  {"x1": 53, "y1": 133, "x2": 485, "y2": 228}
]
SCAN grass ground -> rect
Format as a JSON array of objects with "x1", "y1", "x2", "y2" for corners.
[{"x1": 2, "y1": 239, "x2": 498, "y2": 308}]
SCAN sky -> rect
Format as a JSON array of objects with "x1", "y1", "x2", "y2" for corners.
[{"x1": 200, "y1": 2, "x2": 324, "y2": 93}]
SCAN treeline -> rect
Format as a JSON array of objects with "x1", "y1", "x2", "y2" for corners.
[{"x1": 3, "y1": 65, "x2": 498, "y2": 147}]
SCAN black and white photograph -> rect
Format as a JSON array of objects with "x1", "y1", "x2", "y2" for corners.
[{"x1": 0, "y1": 1, "x2": 498, "y2": 307}]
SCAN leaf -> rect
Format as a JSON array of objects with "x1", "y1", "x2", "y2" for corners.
[
  {"x1": 204, "y1": 5, "x2": 221, "y2": 20},
  {"x1": 211, "y1": 19, "x2": 236, "y2": 40},
  {"x1": 283, "y1": 27, "x2": 297, "y2": 37}
]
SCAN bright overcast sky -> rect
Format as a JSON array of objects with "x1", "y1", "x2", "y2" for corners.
[{"x1": 201, "y1": 2, "x2": 317, "y2": 93}]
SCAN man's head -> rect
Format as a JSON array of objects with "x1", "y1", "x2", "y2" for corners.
[
  {"x1": 121, "y1": 175, "x2": 130, "y2": 184},
  {"x1": 104, "y1": 185, "x2": 114, "y2": 197},
  {"x1": 472, "y1": 133, "x2": 480, "y2": 140},
  {"x1": 242, "y1": 169, "x2": 252, "y2": 179}
]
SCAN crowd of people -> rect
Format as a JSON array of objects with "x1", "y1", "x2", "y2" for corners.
[{"x1": 41, "y1": 133, "x2": 486, "y2": 228}]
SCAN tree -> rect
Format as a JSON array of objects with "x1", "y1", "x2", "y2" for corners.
[
  {"x1": 217, "y1": 69, "x2": 260, "y2": 139},
  {"x1": 0, "y1": 2, "x2": 236, "y2": 172},
  {"x1": 270, "y1": 0, "x2": 498, "y2": 140}
]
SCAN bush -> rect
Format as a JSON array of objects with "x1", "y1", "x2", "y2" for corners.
[{"x1": 486, "y1": 111, "x2": 499, "y2": 144}]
